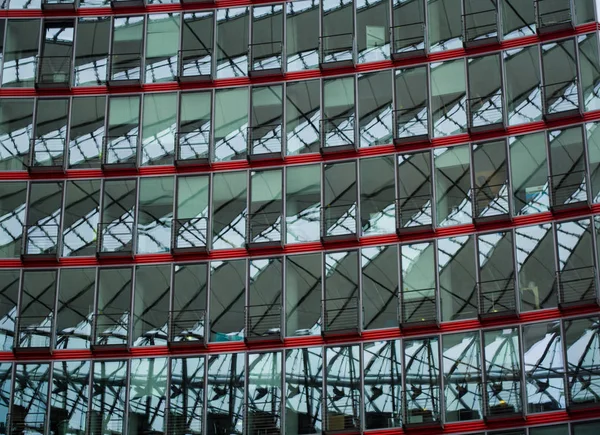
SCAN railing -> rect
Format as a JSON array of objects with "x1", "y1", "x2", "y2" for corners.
[
  {"x1": 394, "y1": 107, "x2": 428, "y2": 140},
  {"x1": 320, "y1": 203, "x2": 357, "y2": 239},
  {"x1": 541, "y1": 79, "x2": 579, "y2": 116},
  {"x1": 22, "y1": 223, "x2": 59, "y2": 256},
  {"x1": 246, "y1": 210, "x2": 282, "y2": 244},
  {"x1": 248, "y1": 41, "x2": 283, "y2": 72},
  {"x1": 175, "y1": 129, "x2": 210, "y2": 162},
  {"x1": 166, "y1": 408, "x2": 202, "y2": 435},
  {"x1": 92, "y1": 312, "x2": 130, "y2": 346},
  {"x1": 536, "y1": 0, "x2": 573, "y2": 28},
  {"x1": 466, "y1": 96, "x2": 503, "y2": 128},
  {"x1": 15, "y1": 313, "x2": 54, "y2": 349},
  {"x1": 97, "y1": 221, "x2": 134, "y2": 254},
  {"x1": 322, "y1": 296, "x2": 360, "y2": 333},
  {"x1": 102, "y1": 135, "x2": 138, "y2": 166},
  {"x1": 462, "y1": 9, "x2": 498, "y2": 42},
  {"x1": 35, "y1": 55, "x2": 72, "y2": 86},
  {"x1": 29, "y1": 137, "x2": 65, "y2": 169},
  {"x1": 390, "y1": 22, "x2": 426, "y2": 53},
  {"x1": 321, "y1": 115, "x2": 355, "y2": 148},
  {"x1": 478, "y1": 278, "x2": 516, "y2": 316},
  {"x1": 168, "y1": 309, "x2": 206, "y2": 343},
  {"x1": 245, "y1": 303, "x2": 281, "y2": 339},
  {"x1": 107, "y1": 53, "x2": 142, "y2": 82},
  {"x1": 172, "y1": 217, "x2": 208, "y2": 251},
  {"x1": 556, "y1": 266, "x2": 597, "y2": 306},
  {"x1": 319, "y1": 33, "x2": 355, "y2": 64},
  {"x1": 400, "y1": 288, "x2": 437, "y2": 325},
  {"x1": 247, "y1": 124, "x2": 283, "y2": 156},
  {"x1": 472, "y1": 181, "x2": 509, "y2": 217},
  {"x1": 7, "y1": 412, "x2": 47, "y2": 434},
  {"x1": 177, "y1": 48, "x2": 212, "y2": 78},
  {"x1": 396, "y1": 194, "x2": 433, "y2": 228},
  {"x1": 548, "y1": 170, "x2": 587, "y2": 207}
]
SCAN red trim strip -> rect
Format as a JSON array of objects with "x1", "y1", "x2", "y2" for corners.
[{"x1": 0, "y1": 23, "x2": 596, "y2": 99}]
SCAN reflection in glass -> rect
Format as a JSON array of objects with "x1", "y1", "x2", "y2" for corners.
[
  {"x1": 286, "y1": 165, "x2": 320, "y2": 243},
  {"x1": 286, "y1": 253, "x2": 321, "y2": 337},
  {"x1": 91, "y1": 360, "x2": 127, "y2": 435},
  {"x1": 212, "y1": 171, "x2": 246, "y2": 250},
  {"x1": 105, "y1": 96, "x2": 140, "y2": 167},
  {"x1": 285, "y1": 347, "x2": 322, "y2": 434},
  {"x1": 391, "y1": 0, "x2": 425, "y2": 57},
  {"x1": 110, "y1": 16, "x2": 144, "y2": 83},
  {"x1": 69, "y1": 96, "x2": 105, "y2": 168},
  {"x1": 180, "y1": 13, "x2": 213, "y2": 80},
  {"x1": 394, "y1": 66, "x2": 428, "y2": 141},
  {"x1": 472, "y1": 140, "x2": 509, "y2": 219},
  {"x1": 210, "y1": 260, "x2": 245, "y2": 342},
  {"x1": 24, "y1": 182, "x2": 62, "y2": 256},
  {"x1": 169, "y1": 357, "x2": 204, "y2": 434},
  {"x1": 325, "y1": 345, "x2": 360, "y2": 431},
  {"x1": 400, "y1": 241, "x2": 436, "y2": 325},
  {"x1": 206, "y1": 353, "x2": 244, "y2": 434},
  {"x1": 362, "y1": 246, "x2": 398, "y2": 330},
  {"x1": 133, "y1": 265, "x2": 170, "y2": 346},
  {"x1": 322, "y1": 77, "x2": 355, "y2": 150},
  {"x1": 286, "y1": 0, "x2": 319, "y2": 72},
  {"x1": 579, "y1": 33, "x2": 600, "y2": 112},
  {"x1": 438, "y1": 236, "x2": 477, "y2": 321},
  {"x1": 145, "y1": 14, "x2": 179, "y2": 83},
  {"x1": 141, "y1": 93, "x2": 177, "y2": 166},
  {"x1": 74, "y1": 18, "x2": 110, "y2": 86},
  {"x1": 0, "y1": 363, "x2": 11, "y2": 432},
  {"x1": 564, "y1": 316, "x2": 600, "y2": 408},
  {"x1": 478, "y1": 231, "x2": 516, "y2": 316},
  {"x1": 467, "y1": 55, "x2": 503, "y2": 131},
  {"x1": 250, "y1": 5, "x2": 284, "y2": 74},
  {"x1": 56, "y1": 268, "x2": 95, "y2": 349},
  {"x1": 356, "y1": 0, "x2": 389, "y2": 63},
  {"x1": 248, "y1": 258, "x2": 282, "y2": 339},
  {"x1": 548, "y1": 126, "x2": 587, "y2": 208},
  {"x1": 320, "y1": 0, "x2": 354, "y2": 65},
  {"x1": 323, "y1": 161, "x2": 357, "y2": 238},
  {"x1": 95, "y1": 268, "x2": 132, "y2": 347},
  {"x1": 510, "y1": 133, "x2": 549, "y2": 215},
  {"x1": 31, "y1": 99, "x2": 68, "y2": 169},
  {"x1": 504, "y1": 46, "x2": 542, "y2": 126},
  {"x1": 250, "y1": 85, "x2": 283, "y2": 157},
  {"x1": 0, "y1": 182, "x2": 27, "y2": 257},
  {"x1": 216, "y1": 8, "x2": 249, "y2": 79},
  {"x1": 247, "y1": 352, "x2": 282, "y2": 434},
  {"x1": 324, "y1": 251, "x2": 360, "y2": 333},
  {"x1": 248, "y1": 170, "x2": 282, "y2": 245},
  {"x1": 428, "y1": 0, "x2": 461, "y2": 52},
  {"x1": 0, "y1": 270, "x2": 18, "y2": 350},
  {"x1": 137, "y1": 176, "x2": 173, "y2": 254},
  {"x1": 435, "y1": 146, "x2": 471, "y2": 226},
  {"x1": 1, "y1": 19, "x2": 40, "y2": 87},
  {"x1": 286, "y1": 80, "x2": 320, "y2": 154},
  {"x1": 171, "y1": 263, "x2": 207, "y2": 343},
  {"x1": 128, "y1": 357, "x2": 167, "y2": 435},
  {"x1": 99, "y1": 179, "x2": 136, "y2": 254},
  {"x1": 502, "y1": 0, "x2": 535, "y2": 38},
  {"x1": 62, "y1": 180, "x2": 100, "y2": 257},
  {"x1": 541, "y1": 39, "x2": 579, "y2": 118},
  {"x1": 360, "y1": 156, "x2": 395, "y2": 235},
  {"x1": 431, "y1": 59, "x2": 466, "y2": 137},
  {"x1": 397, "y1": 151, "x2": 432, "y2": 229},
  {"x1": 0, "y1": 99, "x2": 33, "y2": 170},
  {"x1": 12, "y1": 363, "x2": 49, "y2": 435},
  {"x1": 214, "y1": 88, "x2": 248, "y2": 161},
  {"x1": 18, "y1": 270, "x2": 56, "y2": 349},
  {"x1": 51, "y1": 361, "x2": 89, "y2": 434},
  {"x1": 358, "y1": 71, "x2": 392, "y2": 148},
  {"x1": 178, "y1": 92, "x2": 211, "y2": 163}
]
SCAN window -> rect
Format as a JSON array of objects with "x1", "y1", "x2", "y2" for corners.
[
  {"x1": 50, "y1": 361, "x2": 89, "y2": 433},
  {"x1": 24, "y1": 182, "x2": 63, "y2": 257},
  {"x1": 397, "y1": 151, "x2": 433, "y2": 229},
  {"x1": 141, "y1": 92, "x2": 177, "y2": 166},
  {"x1": 210, "y1": 260, "x2": 245, "y2": 342},
  {"x1": 323, "y1": 76, "x2": 356, "y2": 151},
  {"x1": 323, "y1": 161, "x2": 357, "y2": 239},
  {"x1": 12, "y1": 363, "x2": 49, "y2": 433},
  {"x1": 91, "y1": 360, "x2": 127, "y2": 434},
  {"x1": 99, "y1": 179, "x2": 136, "y2": 255},
  {"x1": 286, "y1": 0, "x2": 319, "y2": 72},
  {"x1": 128, "y1": 357, "x2": 168, "y2": 434},
  {"x1": 109, "y1": 16, "x2": 144, "y2": 84},
  {"x1": 180, "y1": 12, "x2": 213, "y2": 79},
  {"x1": 588, "y1": 121, "x2": 600, "y2": 202},
  {"x1": 174, "y1": 175, "x2": 209, "y2": 251},
  {"x1": 105, "y1": 96, "x2": 140, "y2": 167},
  {"x1": 249, "y1": 85, "x2": 283, "y2": 158},
  {"x1": 362, "y1": 245, "x2": 398, "y2": 329},
  {"x1": 0, "y1": 270, "x2": 18, "y2": 350},
  {"x1": 463, "y1": 0, "x2": 498, "y2": 46},
  {"x1": 286, "y1": 79, "x2": 320, "y2": 154},
  {"x1": 250, "y1": 5, "x2": 284, "y2": 74},
  {"x1": 145, "y1": 13, "x2": 179, "y2": 83},
  {"x1": 472, "y1": 140, "x2": 510, "y2": 219},
  {"x1": 391, "y1": 0, "x2": 425, "y2": 57},
  {"x1": 69, "y1": 96, "x2": 105, "y2": 168},
  {"x1": 1, "y1": 19, "x2": 40, "y2": 87},
  {"x1": 137, "y1": 176, "x2": 174, "y2": 254},
  {"x1": 504, "y1": 45, "x2": 542, "y2": 126},
  {"x1": 247, "y1": 352, "x2": 282, "y2": 433},
  {"x1": 467, "y1": 54, "x2": 503, "y2": 131},
  {"x1": 133, "y1": 265, "x2": 170, "y2": 346},
  {"x1": 357, "y1": 0, "x2": 389, "y2": 62},
  {"x1": 62, "y1": 180, "x2": 100, "y2": 257},
  {"x1": 171, "y1": 263, "x2": 207, "y2": 343},
  {"x1": 323, "y1": 250, "x2": 360, "y2": 334},
  {"x1": 216, "y1": 8, "x2": 249, "y2": 79},
  {"x1": 0, "y1": 98, "x2": 34, "y2": 170},
  {"x1": 285, "y1": 347, "x2": 322, "y2": 432},
  {"x1": 248, "y1": 169, "x2": 282, "y2": 245},
  {"x1": 206, "y1": 353, "x2": 244, "y2": 434},
  {"x1": 0, "y1": 182, "x2": 27, "y2": 257},
  {"x1": 541, "y1": 38, "x2": 579, "y2": 118},
  {"x1": 360, "y1": 155, "x2": 395, "y2": 235},
  {"x1": 74, "y1": 18, "x2": 110, "y2": 86},
  {"x1": 394, "y1": 66, "x2": 428, "y2": 141},
  {"x1": 564, "y1": 316, "x2": 600, "y2": 408},
  {"x1": 400, "y1": 241, "x2": 436, "y2": 325},
  {"x1": 18, "y1": 270, "x2": 57, "y2": 349},
  {"x1": 358, "y1": 70, "x2": 393, "y2": 147},
  {"x1": 37, "y1": 20, "x2": 74, "y2": 88},
  {"x1": 56, "y1": 268, "x2": 95, "y2": 349},
  {"x1": 579, "y1": 33, "x2": 600, "y2": 112},
  {"x1": 212, "y1": 171, "x2": 246, "y2": 250},
  {"x1": 286, "y1": 164, "x2": 320, "y2": 243},
  {"x1": 510, "y1": 133, "x2": 549, "y2": 215},
  {"x1": 502, "y1": 0, "x2": 535, "y2": 39},
  {"x1": 286, "y1": 253, "x2": 321, "y2": 336},
  {"x1": 548, "y1": 126, "x2": 587, "y2": 208},
  {"x1": 324, "y1": 345, "x2": 360, "y2": 431},
  {"x1": 170, "y1": 357, "x2": 204, "y2": 433},
  {"x1": 320, "y1": 0, "x2": 354, "y2": 66},
  {"x1": 428, "y1": 0, "x2": 462, "y2": 52},
  {"x1": 31, "y1": 98, "x2": 69, "y2": 169},
  {"x1": 435, "y1": 145, "x2": 471, "y2": 226},
  {"x1": 178, "y1": 91, "x2": 211, "y2": 163},
  {"x1": 247, "y1": 258, "x2": 282, "y2": 339},
  {"x1": 431, "y1": 59, "x2": 467, "y2": 137},
  {"x1": 214, "y1": 87, "x2": 248, "y2": 161}
]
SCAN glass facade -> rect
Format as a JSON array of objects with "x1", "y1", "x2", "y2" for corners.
[{"x1": 0, "y1": 0, "x2": 599, "y2": 434}]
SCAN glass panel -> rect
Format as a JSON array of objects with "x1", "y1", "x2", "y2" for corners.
[
  {"x1": 435, "y1": 145, "x2": 471, "y2": 226},
  {"x1": 145, "y1": 14, "x2": 179, "y2": 83},
  {"x1": 401, "y1": 241, "x2": 436, "y2": 324},
  {"x1": 357, "y1": 0, "x2": 389, "y2": 62},
  {"x1": 0, "y1": 363, "x2": 11, "y2": 431},
  {"x1": 286, "y1": 80, "x2": 320, "y2": 155},
  {"x1": 361, "y1": 156, "x2": 395, "y2": 235},
  {"x1": 100, "y1": 179, "x2": 136, "y2": 254},
  {"x1": 516, "y1": 224, "x2": 556, "y2": 311},
  {"x1": 573, "y1": 419, "x2": 600, "y2": 435},
  {"x1": 285, "y1": 347, "x2": 322, "y2": 434},
  {"x1": 472, "y1": 140, "x2": 509, "y2": 218},
  {"x1": 358, "y1": 71, "x2": 393, "y2": 147},
  {"x1": 50, "y1": 361, "x2": 89, "y2": 434},
  {"x1": 362, "y1": 245, "x2": 398, "y2": 330},
  {"x1": 522, "y1": 322, "x2": 565, "y2": 413},
  {"x1": 12, "y1": 363, "x2": 49, "y2": 435},
  {"x1": 175, "y1": 176, "x2": 209, "y2": 250},
  {"x1": 323, "y1": 161, "x2": 357, "y2": 237},
  {"x1": 249, "y1": 170, "x2": 282, "y2": 244},
  {"x1": 133, "y1": 265, "x2": 170, "y2": 347},
  {"x1": 74, "y1": 18, "x2": 110, "y2": 86},
  {"x1": 216, "y1": 8, "x2": 249, "y2": 79},
  {"x1": 391, "y1": 0, "x2": 425, "y2": 56},
  {"x1": 286, "y1": 253, "x2": 321, "y2": 337},
  {"x1": 0, "y1": 182, "x2": 27, "y2": 257},
  {"x1": 531, "y1": 426, "x2": 568, "y2": 435},
  {"x1": 0, "y1": 98, "x2": 33, "y2": 170},
  {"x1": 210, "y1": 260, "x2": 245, "y2": 342},
  {"x1": 91, "y1": 360, "x2": 127, "y2": 435},
  {"x1": 69, "y1": 96, "x2": 105, "y2": 168},
  {"x1": 323, "y1": 77, "x2": 355, "y2": 149},
  {"x1": 443, "y1": 332, "x2": 482, "y2": 421},
  {"x1": 549, "y1": 126, "x2": 587, "y2": 206},
  {"x1": 286, "y1": 0, "x2": 319, "y2": 72},
  {"x1": 206, "y1": 353, "x2": 244, "y2": 434},
  {"x1": 32, "y1": 99, "x2": 68, "y2": 168},
  {"x1": 39, "y1": 21, "x2": 73, "y2": 87},
  {"x1": 251, "y1": 6, "x2": 283, "y2": 72},
  {"x1": 478, "y1": 231, "x2": 516, "y2": 315},
  {"x1": 128, "y1": 358, "x2": 167, "y2": 435},
  {"x1": 0, "y1": 270, "x2": 18, "y2": 351},
  {"x1": 179, "y1": 91, "x2": 211, "y2": 162},
  {"x1": 431, "y1": 59, "x2": 466, "y2": 137},
  {"x1": 214, "y1": 87, "x2": 248, "y2": 161},
  {"x1": 169, "y1": 357, "x2": 204, "y2": 434},
  {"x1": 397, "y1": 151, "x2": 432, "y2": 228},
  {"x1": 106, "y1": 96, "x2": 140, "y2": 166},
  {"x1": 95, "y1": 268, "x2": 132, "y2": 347},
  {"x1": 579, "y1": 33, "x2": 600, "y2": 112},
  {"x1": 250, "y1": 85, "x2": 283, "y2": 157},
  {"x1": 212, "y1": 171, "x2": 246, "y2": 250},
  {"x1": 364, "y1": 340, "x2": 401, "y2": 429},
  {"x1": 248, "y1": 258, "x2": 282, "y2": 338},
  {"x1": 56, "y1": 268, "x2": 95, "y2": 349},
  {"x1": 483, "y1": 328, "x2": 522, "y2": 417},
  {"x1": 19, "y1": 269, "x2": 56, "y2": 349},
  {"x1": 325, "y1": 345, "x2": 360, "y2": 431},
  {"x1": 247, "y1": 352, "x2": 282, "y2": 434},
  {"x1": 324, "y1": 251, "x2": 360, "y2": 332},
  {"x1": 588, "y1": 121, "x2": 600, "y2": 202},
  {"x1": 286, "y1": 164, "x2": 320, "y2": 243},
  {"x1": 502, "y1": 0, "x2": 535, "y2": 38},
  {"x1": 394, "y1": 66, "x2": 428, "y2": 140},
  {"x1": 62, "y1": 180, "x2": 100, "y2": 257},
  {"x1": 467, "y1": 54, "x2": 503, "y2": 129},
  {"x1": 428, "y1": 0, "x2": 462, "y2": 52},
  {"x1": 24, "y1": 182, "x2": 62, "y2": 256},
  {"x1": 172, "y1": 263, "x2": 207, "y2": 343},
  {"x1": 321, "y1": 0, "x2": 354, "y2": 64},
  {"x1": 404, "y1": 337, "x2": 441, "y2": 424},
  {"x1": 141, "y1": 93, "x2": 177, "y2": 166},
  {"x1": 463, "y1": 0, "x2": 498, "y2": 43},
  {"x1": 542, "y1": 39, "x2": 579, "y2": 116},
  {"x1": 137, "y1": 176, "x2": 174, "y2": 254},
  {"x1": 111, "y1": 16, "x2": 144, "y2": 83},
  {"x1": 181, "y1": 13, "x2": 213, "y2": 79},
  {"x1": 510, "y1": 133, "x2": 549, "y2": 215},
  {"x1": 504, "y1": 46, "x2": 542, "y2": 126},
  {"x1": 2, "y1": 19, "x2": 40, "y2": 88},
  {"x1": 438, "y1": 236, "x2": 477, "y2": 321},
  {"x1": 564, "y1": 316, "x2": 600, "y2": 408}
]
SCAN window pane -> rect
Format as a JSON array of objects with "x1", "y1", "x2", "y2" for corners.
[
  {"x1": 323, "y1": 161, "x2": 357, "y2": 238},
  {"x1": 24, "y1": 182, "x2": 62, "y2": 256},
  {"x1": 62, "y1": 179, "x2": 100, "y2": 257},
  {"x1": 467, "y1": 54, "x2": 503, "y2": 129},
  {"x1": 175, "y1": 175, "x2": 209, "y2": 250},
  {"x1": 0, "y1": 363, "x2": 11, "y2": 428},
  {"x1": 74, "y1": 18, "x2": 110, "y2": 86},
  {"x1": 100, "y1": 179, "x2": 136, "y2": 254},
  {"x1": 69, "y1": 96, "x2": 105, "y2": 168},
  {"x1": 106, "y1": 96, "x2": 140, "y2": 166},
  {"x1": 361, "y1": 156, "x2": 395, "y2": 235},
  {"x1": 587, "y1": 121, "x2": 600, "y2": 202},
  {"x1": 428, "y1": 0, "x2": 462, "y2": 52},
  {"x1": 286, "y1": 253, "x2": 321, "y2": 337},
  {"x1": 542, "y1": 39, "x2": 579, "y2": 117},
  {"x1": 91, "y1": 360, "x2": 127, "y2": 434},
  {"x1": 111, "y1": 16, "x2": 144, "y2": 83},
  {"x1": 248, "y1": 352, "x2": 282, "y2": 433},
  {"x1": 210, "y1": 260, "x2": 245, "y2": 342},
  {"x1": 212, "y1": 171, "x2": 246, "y2": 250},
  {"x1": 285, "y1": 347, "x2": 322, "y2": 433},
  {"x1": 0, "y1": 182, "x2": 27, "y2": 257},
  {"x1": 502, "y1": 0, "x2": 535, "y2": 38},
  {"x1": 549, "y1": 126, "x2": 587, "y2": 207},
  {"x1": 435, "y1": 145, "x2": 471, "y2": 226},
  {"x1": 206, "y1": 353, "x2": 244, "y2": 434},
  {"x1": 564, "y1": 317, "x2": 600, "y2": 408},
  {"x1": 504, "y1": 45, "x2": 542, "y2": 126},
  {"x1": 286, "y1": 0, "x2": 319, "y2": 72},
  {"x1": 56, "y1": 268, "x2": 95, "y2": 349},
  {"x1": 248, "y1": 257, "x2": 282, "y2": 338},
  {"x1": 0, "y1": 270, "x2": 18, "y2": 351},
  {"x1": 357, "y1": 0, "x2": 389, "y2": 62},
  {"x1": 579, "y1": 33, "x2": 600, "y2": 112},
  {"x1": 478, "y1": 231, "x2": 516, "y2": 315},
  {"x1": 216, "y1": 8, "x2": 249, "y2": 79},
  {"x1": 178, "y1": 91, "x2": 211, "y2": 162},
  {"x1": 323, "y1": 77, "x2": 355, "y2": 150},
  {"x1": 510, "y1": 132, "x2": 549, "y2": 215},
  {"x1": 129, "y1": 357, "x2": 167, "y2": 434},
  {"x1": 398, "y1": 151, "x2": 432, "y2": 229},
  {"x1": 137, "y1": 176, "x2": 174, "y2": 254},
  {"x1": 431, "y1": 59, "x2": 466, "y2": 137},
  {"x1": 32, "y1": 99, "x2": 68, "y2": 168},
  {"x1": 12, "y1": 363, "x2": 49, "y2": 434},
  {"x1": 250, "y1": 5, "x2": 283, "y2": 73},
  {"x1": 145, "y1": 14, "x2": 179, "y2": 83},
  {"x1": 325, "y1": 345, "x2": 360, "y2": 431},
  {"x1": 51, "y1": 361, "x2": 89, "y2": 433},
  {"x1": 286, "y1": 164, "x2": 320, "y2": 243},
  {"x1": 181, "y1": 13, "x2": 213, "y2": 79},
  {"x1": 321, "y1": 0, "x2": 354, "y2": 65},
  {"x1": 249, "y1": 169, "x2": 282, "y2": 244},
  {"x1": 169, "y1": 357, "x2": 204, "y2": 434},
  {"x1": 473, "y1": 140, "x2": 509, "y2": 218},
  {"x1": 2, "y1": 19, "x2": 40, "y2": 87},
  {"x1": 172, "y1": 263, "x2": 207, "y2": 343},
  {"x1": 95, "y1": 268, "x2": 132, "y2": 347},
  {"x1": 141, "y1": 93, "x2": 177, "y2": 166},
  {"x1": 438, "y1": 236, "x2": 477, "y2": 321},
  {"x1": 401, "y1": 241, "x2": 436, "y2": 325},
  {"x1": 394, "y1": 66, "x2": 428, "y2": 141},
  {"x1": 250, "y1": 85, "x2": 283, "y2": 157},
  {"x1": 286, "y1": 80, "x2": 320, "y2": 154},
  {"x1": 358, "y1": 70, "x2": 393, "y2": 147},
  {"x1": 214, "y1": 87, "x2": 248, "y2": 161},
  {"x1": 324, "y1": 251, "x2": 360, "y2": 333},
  {"x1": 362, "y1": 245, "x2": 398, "y2": 329},
  {"x1": 404, "y1": 337, "x2": 441, "y2": 424},
  {"x1": 133, "y1": 265, "x2": 170, "y2": 346},
  {"x1": 0, "y1": 98, "x2": 33, "y2": 170},
  {"x1": 21, "y1": 271, "x2": 59, "y2": 350}
]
